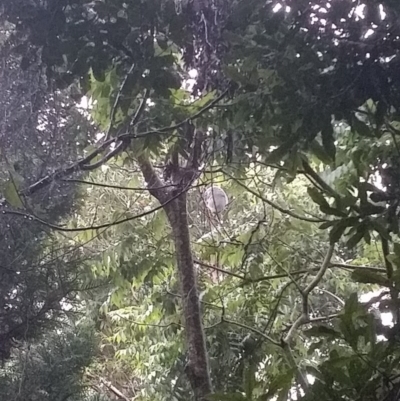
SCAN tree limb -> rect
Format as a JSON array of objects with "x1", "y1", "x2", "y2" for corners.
[
  {"x1": 136, "y1": 154, "x2": 169, "y2": 203},
  {"x1": 22, "y1": 87, "x2": 229, "y2": 197},
  {"x1": 223, "y1": 171, "x2": 326, "y2": 223},
  {"x1": 284, "y1": 244, "x2": 335, "y2": 343},
  {"x1": 3, "y1": 183, "x2": 188, "y2": 232},
  {"x1": 222, "y1": 318, "x2": 280, "y2": 347},
  {"x1": 104, "y1": 62, "x2": 136, "y2": 141}
]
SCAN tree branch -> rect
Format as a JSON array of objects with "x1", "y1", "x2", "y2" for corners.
[
  {"x1": 104, "y1": 62, "x2": 136, "y2": 141},
  {"x1": 86, "y1": 373, "x2": 131, "y2": 401},
  {"x1": 3, "y1": 182, "x2": 189, "y2": 232},
  {"x1": 61, "y1": 178, "x2": 173, "y2": 191},
  {"x1": 284, "y1": 244, "x2": 335, "y2": 343},
  {"x1": 194, "y1": 259, "x2": 246, "y2": 280},
  {"x1": 136, "y1": 154, "x2": 169, "y2": 203},
  {"x1": 281, "y1": 242, "x2": 336, "y2": 395},
  {"x1": 223, "y1": 171, "x2": 326, "y2": 223},
  {"x1": 81, "y1": 140, "x2": 128, "y2": 171},
  {"x1": 223, "y1": 318, "x2": 280, "y2": 347},
  {"x1": 329, "y1": 262, "x2": 386, "y2": 273},
  {"x1": 22, "y1": 87, "x2": 230, "y2": 197}
]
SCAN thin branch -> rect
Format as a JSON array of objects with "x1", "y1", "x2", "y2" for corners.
[
  {"x1": 61, "y1": 178, "x2": 173, "y2": 191},
  {"x1": 3, "y1": 181, "x2": 188, "y2": 232},
  {"x1": 223, "y1": 171, "x2": 326, "y2": 223},
  {"x1": 380, "y1": 236, "x2": 400, "y2": 324},
  {"x1": 330, "y1": 262, "x2": 386, "y2": 273},
  {"x1": 111, "y1": 313, "x2": 183, "y2": 329},
  {"x1": 130, "y1": 89, "x2": 150, "y2": 127},
  {"x1": 282, "y1": 342, "x2": 309, "y2": 391},
  {"x1": 284, "y1": 244, "x2": 335, "y2": 343},
  {"x1": 81, "y1": 140, "x2": 128, "y2": 171},
  {"x1": 222, "y1": 318, "x2": 280, "y2": 347},
  {"x1": 279, "y1": 245, "x2": 336, "y2": 394},
  {"x1": 309, "y1": 313, "x2": 340, "y2": 323},
  {"x1": 194, "y1": 260, "x2": 383, "y2": 287},
  {"x1": 22, "y1": 86, "x2": 230, "y2": 197},
  {"x1": 104, "y1": 62, "x2": 136, "y2": 141},
  {"x1": 301, "y1": 160, "x2": 339, "y2": 198},
  {"x1": 86, "y1": 373, "x2": 130, "y2": 401},
  {"x1": 194, "y1": 259, "x2": 246, "y2": 280},
  {"x1": 304, "y1": 244, "x2": 335, "y2": 295},
  {"x1": 316, "y1": 287, "x2": 345, "y2": 306}
]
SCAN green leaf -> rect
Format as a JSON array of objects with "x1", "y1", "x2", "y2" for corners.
[
  {"x1": 319, "y1": 220, "x2": 336, "y2": 229},
  {"x1": 156, "y1": 36, "x2": 169, "y2": 50},
  {"x1": 370, "y1": 219, "x2": 391, "y2": 240},
  {"x1": 359, "y1": 203, "x2": 386, "y2": 216},
  {"x1": 319, "y1": 205, "x2": 348, "y2": 218},
  {"x1": 329, "y1": 220, "x2": 349, "y2": 243},
  {"x1": 258, "y1": 370, "x2": 293, "y2": 400},
  {"x1": 3, "y1": 180, "x2": 24, "y2": 208},
  {"x1": 223, "y1": 66, "x2": 249, "y2": 85},
  {"x1": 346, "y1": 228, "x2": 366, "y2": 249},
  {"x1": 307, "y1": 187, "x2": 330, "y2": 208},
  {"x1": 328, "y1": 217, "x2": 360, "y2": 244},
  {"x1": 309, "y1": 140, "x2": 333, "y2": 164},
  {"x1": 375, "y1": 101, "x2": 386, "y2": 128}
]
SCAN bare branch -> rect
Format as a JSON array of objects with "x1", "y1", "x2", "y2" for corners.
[
  {"x1": 81, "y1": 140, "x2": 128, "y2": 171},
  {"x1": 61, "y1": 178, "x2": 173, "y2": 191},
  {"x1": 330, "y1": 262, "x2": 386, "y2": 273},
  {"x1": 86, "y1": 373, "x2": 131, "y2": 401},
  {"x1": 223, "y1": 171, "x2": 326, "y2": 223},
  {"x1": 130, "y1": 89, "x2": 150, "y2": 127},
  {"x1": 104, "y1": 62, "x2": 136, "y2": 141},
  {"x1": 223, "y1": 318, "x2": 280, "y2": 347},
  {"x1": 304, "y1": 244, "x2": 335, "y2": 296},
  {"x1": 284, "y1": 244, "x2": 335, "y2": 343},
  {"x1": 194, "y1": 259, "x2": 246, "y2": 280},
  {"x1": 3, "y1": 182, "x2": 188, "y2": 232},
  {"x1": 309, "y1": 313, "x2": 340, "y2": 323},
  {"x1": 22, "y1": 87, "x2": 230, "y2": 197}
]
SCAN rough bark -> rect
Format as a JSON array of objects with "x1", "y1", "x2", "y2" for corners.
[
  {"x1": 137, "y1": 155, "x2": 212, "y2": 400},
  {"x1": 166, "y1": 195, "x2": 212, "y2": 400}
]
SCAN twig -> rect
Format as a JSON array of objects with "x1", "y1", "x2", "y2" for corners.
[
  {"x1": 194, "y1": 259, "x2": 245, "y2": 280},
  {"x1": 222, "y1": 318, "x2": 280, "y2": 347},
  {"x1": 309, "y1": 313, "x2": 340, "y2": 322},
  {"x1": 104, "y1": 62, "x2": 136, "y2": 141},
  {"x1": 315, "y1": 287, "x2": 345, "y2": 306},
  {"x1": 3, "y1": 180, "x2": 190, "y2": 232},
  {"x1": 86, "y1": 372, "x2": 130, "y2": 401},
  {"x1": 223, "y1": 170, "x2": 326, "y2": 223},
  {"x1": 61, "y1": 178, "x2": 174, "y2": 191}
]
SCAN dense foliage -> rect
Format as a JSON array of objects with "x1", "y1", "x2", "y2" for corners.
[{"x1": 2, "y1": 1, "x2": 400, "y2": 400}]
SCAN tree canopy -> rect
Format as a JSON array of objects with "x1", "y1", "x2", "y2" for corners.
[{"x1": 2, "y1": 1, "x2": 400, "y2": 400}]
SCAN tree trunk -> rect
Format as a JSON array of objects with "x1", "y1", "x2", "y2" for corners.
[
  {"x1": 166, "y1": 193, "x2": 212, "y2": 401},
  {"x1": 137, "y1": 155, "x2": 211, "y2": 400}
]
